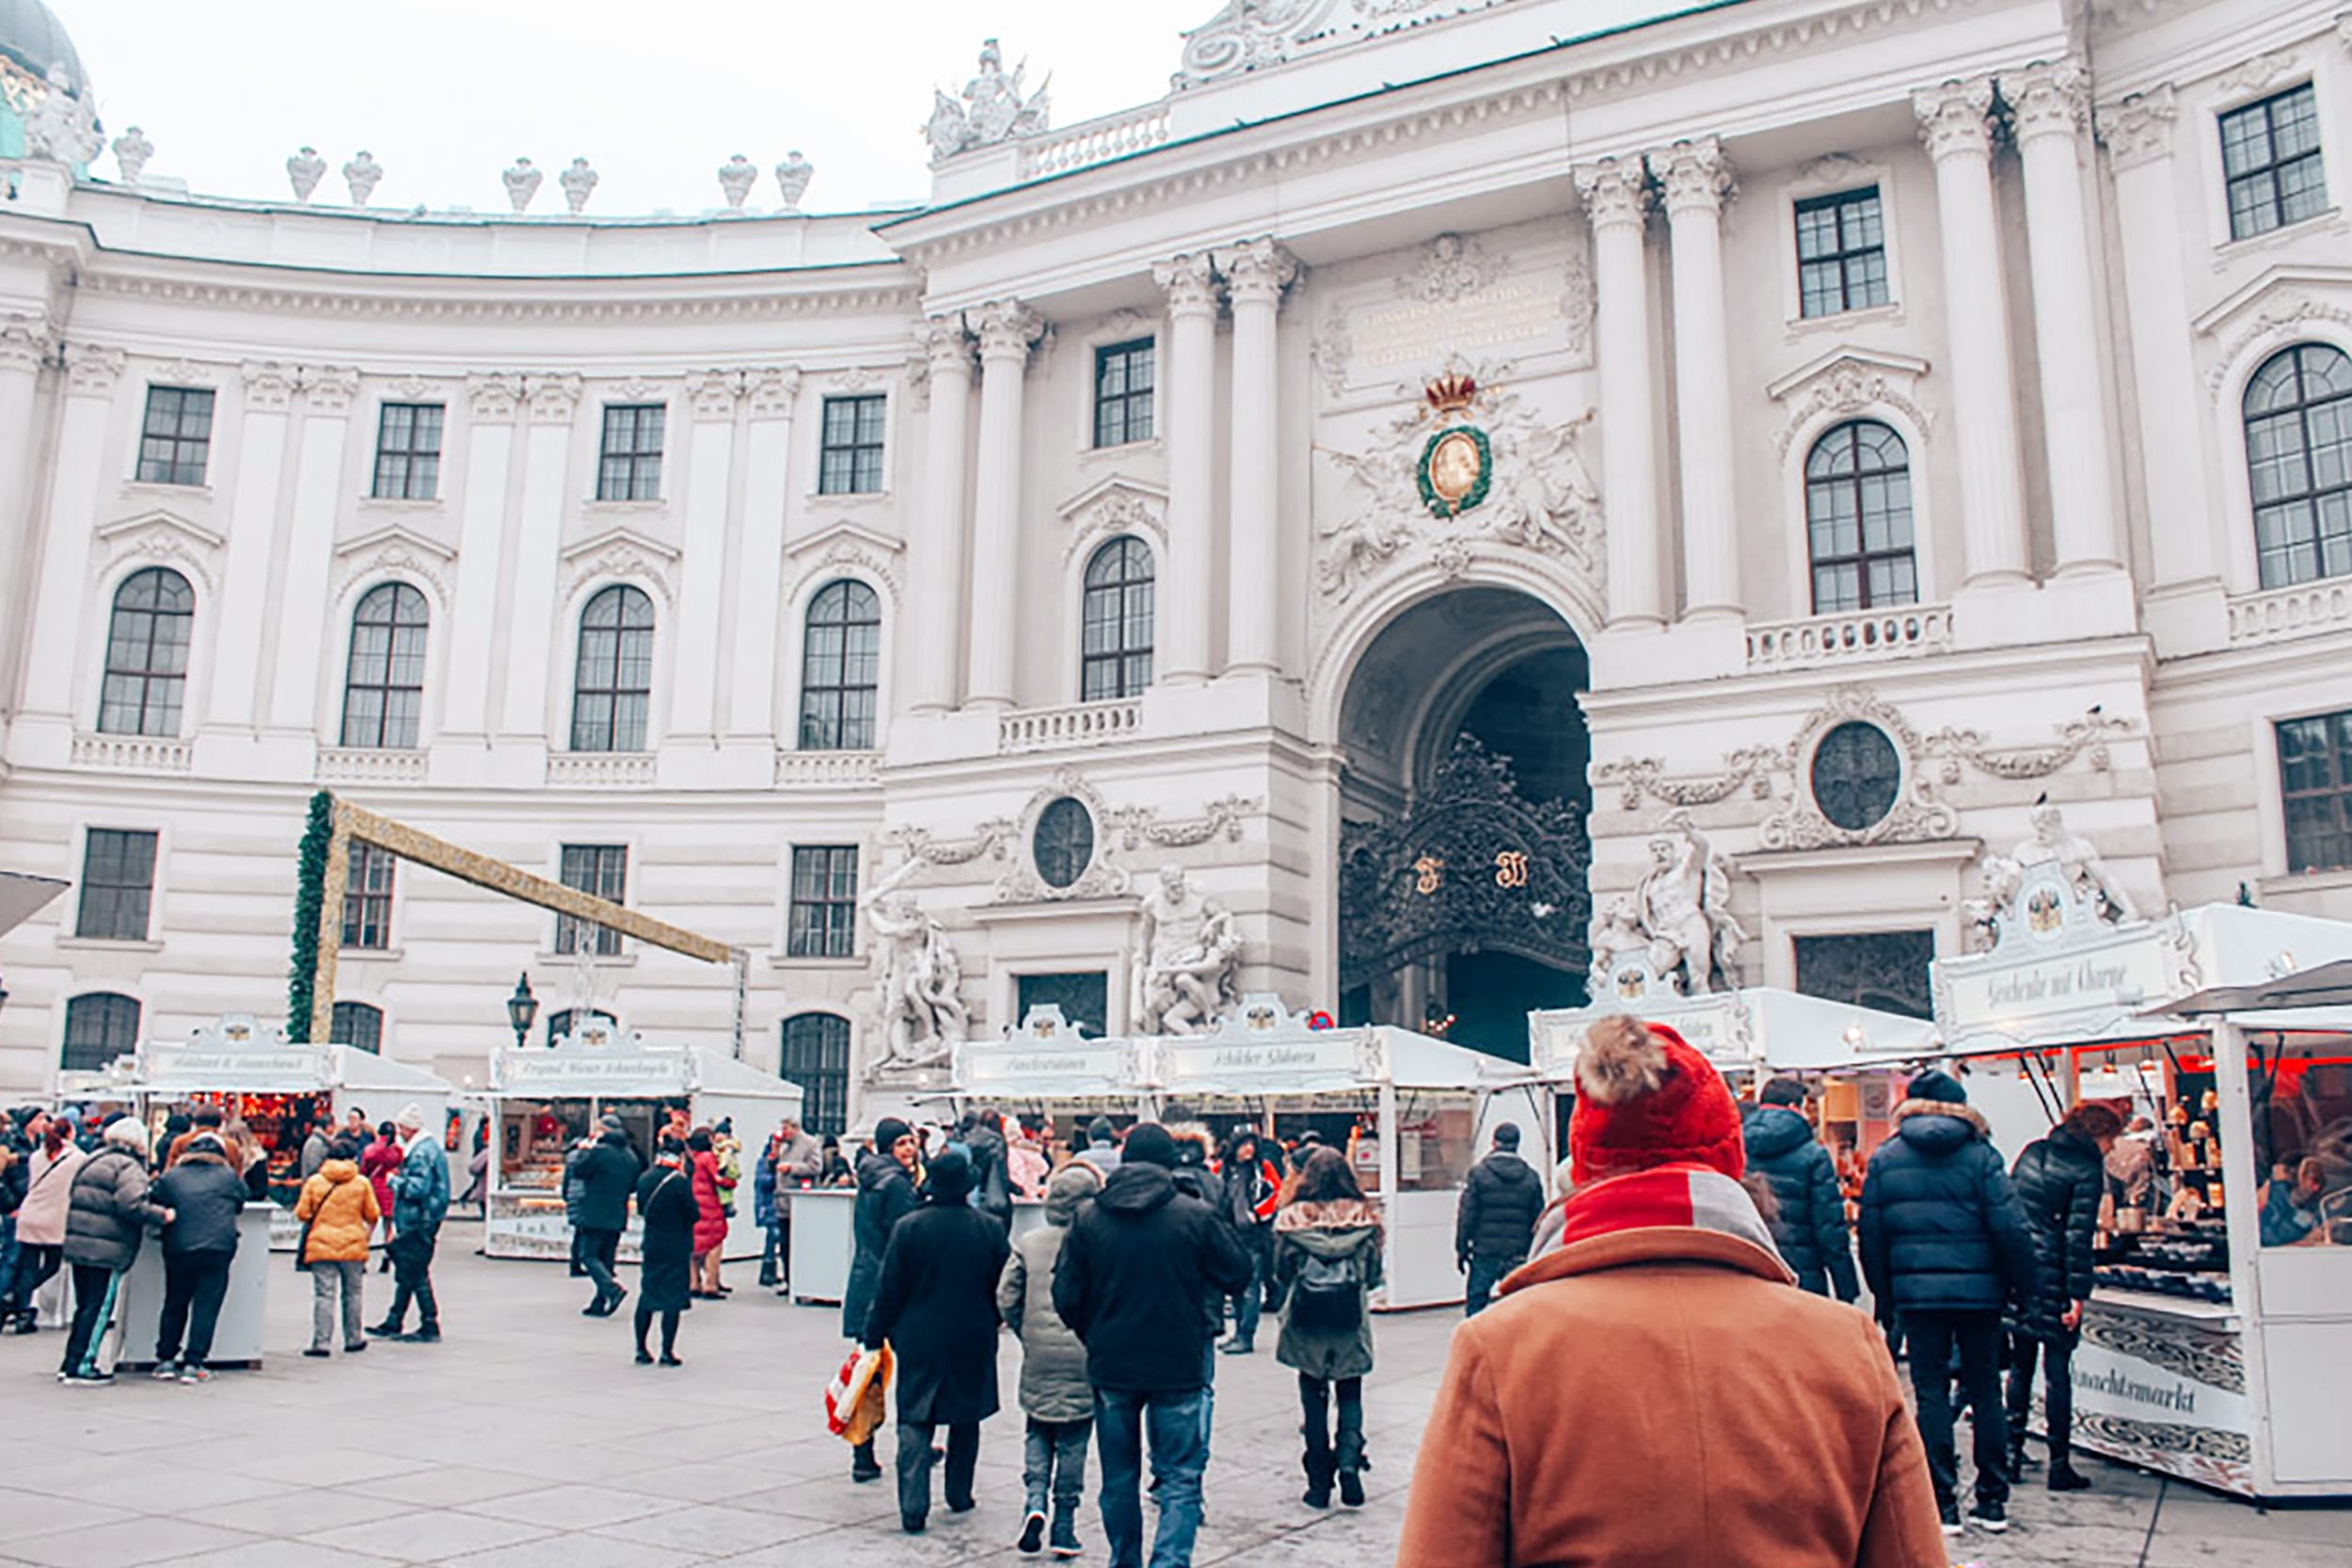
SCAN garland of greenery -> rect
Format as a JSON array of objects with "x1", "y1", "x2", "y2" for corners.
[
  {"x1": 1416, "y1": 424, "x2": 1492, "y2": 520},
  {"x1": 285, "y1": 789, "x2": 335, "y2": 1042}
]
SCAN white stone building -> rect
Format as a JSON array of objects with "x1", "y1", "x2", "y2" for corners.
[{"x1": 3, "y1": 0, "x2": 2351, "y2": 1128}]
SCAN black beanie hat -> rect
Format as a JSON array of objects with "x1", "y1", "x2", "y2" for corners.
[
  {"x1": 1908, "y1": 1069, "x2": 1967, "y2": 1105},
  {"x1": 1760, "y1": 1077, "x2": 1810, "y2": 1108},
  {"x1": 1492, "y1": 1121, "x2": 1520, "y2": 1149},
  {"x1": 874, "y1": 1117, "x2": 914, "y2": 1151},
  {"x1": 1122, "y1": 1122, "x2": 1179, "y2": 1169},
  {"x1": 925, "y1": 1146, "x2": 975, "y2": 1203}
]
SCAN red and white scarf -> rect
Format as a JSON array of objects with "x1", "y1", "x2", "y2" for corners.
[{"x1": 1530, "y1": 1163, "x2": 1785, "y2": 1265}]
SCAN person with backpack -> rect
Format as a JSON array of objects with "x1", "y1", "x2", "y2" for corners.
[
  {"x1": 1269, "y1": 1147, "x2": 1383, "y2": 1509},
  {"x1": 999, "y1": 1162, "x2": 1102, "y2": 1559},
  {"x1": 1742, "y1": 1078, "x2": 1862, "y2": 1302},
  {"x1": 1454, "y1": 1122, "x2": 1546, "y2": 1317}
]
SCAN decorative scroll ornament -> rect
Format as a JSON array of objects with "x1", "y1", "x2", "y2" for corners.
[
  {"x1": 887, "y1": 819, "x2": 1014, "y2": 866},
  {"x1": 861, "y1": 858, "x2": 970, "y2": 1080},
  {"x1": 925, "y1": 38, "x2": 1052, "y2": 162},
  {"x1": 1592, "y1": 748, "x2": 1782, "y2": 812},
  {"x1": 1176, "y1": 0, "x2": 1339, "y2": 87},
  {"x1": 1963, "y1": 801, "x2": 2141, "y2": 954},
  {"x1": 1134, "y1": 865, "x2": 1243, "y2": 1036},
  {"x1": 1317, "y1": 363, "x2": 1601, "y2": 597},
  {"x1": 1758, "y1": 687, "x2": 1958, "y2": 850},
  {"x1": 1922, "y1": 712, "x2": 2137, "y2": 784},
  {"x1": 1107, "y1": 795, "x2": 1256, "y2": 850}
]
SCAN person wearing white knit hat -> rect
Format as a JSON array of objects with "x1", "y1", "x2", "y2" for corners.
[{"x1": 370, "y1": 1103, "x2": 450, "y2": 1343}]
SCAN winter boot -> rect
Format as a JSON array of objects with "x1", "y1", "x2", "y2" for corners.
[
  {"x1": 1301, "y1": 1445, "x2": 1335, "y2": 1510},
  {"x1": 850, "y1": 1437, "x2": 882, "y2": 1483},
  {"x1": 1049, "y1": 1502, "x2": 1083, "y2": 1559},
  {"x1": 1337, "y1": 1419, "x2": 1369, "y2": 1507}
]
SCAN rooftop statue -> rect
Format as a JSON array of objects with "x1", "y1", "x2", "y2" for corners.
[{"x1": 924, "y1": 38, "x2": 1051, "y2": 163}]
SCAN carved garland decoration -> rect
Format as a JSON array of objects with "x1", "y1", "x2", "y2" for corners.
[
  {"x1": 1921, "y1": 715, "x2": 2135, "y2": 784},
  {"x1": 1106, "y1": 795, "x2": 1257, "y2": 850},
  {"x1": 887, "y1": 820, "x2": 1014, "y2": 867}
]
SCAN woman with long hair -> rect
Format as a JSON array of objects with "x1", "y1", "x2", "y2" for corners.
[{"x1": 1269, "y1": 1147, "x2": 1383, "y2": 1509}]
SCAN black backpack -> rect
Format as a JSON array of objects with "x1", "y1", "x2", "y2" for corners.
[{"x1": 1291, "y1": 1247, "x2": 1365, "y2": 1333}]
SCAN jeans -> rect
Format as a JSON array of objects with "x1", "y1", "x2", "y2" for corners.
[
  {"x1": 1903, "y1": 1308, "x2": 2010, "y2": 1512},
  {"x1": 577, "y1": 1227, "x2": 621, "y2": 1302},
  {"x1": 60, "y1": 1263, "x2": 123, "y2": 1378},
  {"x1": 1299, "y1": 1371, "x2": 1367, "y2": 1476},
  {"x1": 1230, "y1": 1231, "x2": 1266, "y2": 1343},
  {"x1": 1025, "y1": 1416, "x2": 1092, "y2": 1517},
  {"x1": 1096, "y1": 1386, "x2": 1209, "y2": 1568},
  {"x1": 15, "y1": 1243, "x2": 62, "y2": 1320},
  {"x1": 759, "y1": 1221, "x2": 784, "y2": 1287},
  {"x1": 385, "y1": 1227, "x2": 439, "y2": 1331},
  {"x1": 2006, "y1": 1333, "x2": 2077, "y2": 1467},
  {"x1": 310, "y1": 1259, "x2": 365, "y2": 1350},
  {"x1": 1464, "y1": 1252, "x2": 1522, "y2": 1318},
  {"x1": 157, "y1": 1252, "x2": 232, "y2": 1367},
  {"x1": 896, "y1": 1418, "x2": 978, "y2": 1527}
]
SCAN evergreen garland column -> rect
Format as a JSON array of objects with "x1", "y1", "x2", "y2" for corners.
[{"x1": 287, "y1": 789, "x2": 335, "y2": 1041}]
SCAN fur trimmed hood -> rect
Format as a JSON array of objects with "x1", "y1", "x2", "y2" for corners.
[
  {"x1": 1891, "y1": 1097, "x2": 1990, "y2": 1137},
  {"x1": 1275, "y1": 1196, "x2": 1383, "y2": 1236}
]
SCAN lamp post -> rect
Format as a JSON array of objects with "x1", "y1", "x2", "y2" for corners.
[{"x1": 506, "y1": 972, "x2": 538, "y2": 1050}]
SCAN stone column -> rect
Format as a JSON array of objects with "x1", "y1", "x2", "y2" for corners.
[
  {"x1": 207, "y1": 362, "x2": 296, "y2": 731},
  {"x1": 499, "y1": 374, "x2": 582, "y2": 742},
  {"x1": 669, "y1": 369, "x2": 741, "y2": 742},
  {"x1": 727, "y1": 368, "x2": 802, "y2": 738},
  {"x1": 1220, "y1": 238, "x2": 1298, "y2": 677},
  {"x1": 964, "y1": 300, "x2": 1043, "y2": 711},
  {"x1": 2009, "y1": 61, "x2": 2123, "y2": 575},
  {"x1": 2102, "y1": 87, "x2": 2219, "y2": 596},
  {"x1": 438, "y1": 375, "x2": 520, "y2": 741},
  {"x1": 1655, "y1": 138, "x2": 1743, "y2": 620},
  {"x1": 266, "y1": 367, "x2": 358, "y2": 734},
  {"x1": 1915, "y1": 79, "x2": 2031, "y2": 586},
  {"x1": 908, "y1": 318, "x2": 972, "y2": 714},
  {"x1": 0, "y1": 316, "x2": 54, "y2": 728},
  {"x1": 1153, "y1": 253, "x2": 1219, "y2": 686},
  {"x1": 1575, "y1": 158, "x2": 1664, "y2": 626},
  {"x1": 18, "y1": 344, "x2": 119, "y2": 730}
]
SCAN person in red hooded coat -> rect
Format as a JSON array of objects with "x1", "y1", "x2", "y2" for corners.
[{"x1": 687, "y1": 1127, "x2": 730, "y2": 1298}]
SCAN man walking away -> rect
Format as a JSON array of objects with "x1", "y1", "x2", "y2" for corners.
[
  {"x1": 2006, "y1": 1101, "x2": 2122, "y2": 1493},
  {"x1": 1455, "y1": 1122, "x2": 1546, "y2": 1318},
  {"x1": 1054, "y1": 1122, "x2": 1250, "y2": 1568},
  {"x1": 768, "y1": 1115, "x2": 822, "y2": 1294},
  {"x1": 575, "y1": 1115, "x2": 643, "y2": 1317},
  {"x1": 1859, "y1": 1068, "x2": 2038, "y2": 1537},
  {"x1": 151, "y1": 1132, "x2": 246, "y2": 1382},
  {"x1": 1073, "y1": 1118, "x2": 1122, "y2": 1177},
  {"x1": 1743, "y1": 1078, "x2": 1862, "y2": 1302},
  {"x1": 371, "y1": 1103, "x2": 451, "y2": 1343},
  {"x1": 1002, "y1": 1162, "x2": 1102, "y2": 1559},
  {"x1": 1216, "y1": 1131, "x2": 1279, "y2": 1354}
]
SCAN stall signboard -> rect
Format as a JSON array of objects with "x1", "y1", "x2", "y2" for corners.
[
  {"x1": 1160, "y1": 999, "x2": 1383, "y2": 1093},
  {"x1": 492, "y1": 1044, "x2": 691, "y2": 1097},
  {"x1": 138, "y1": 1045, "x2": 331, "y2": 1094},
  {"x1": 2063, "y1": 1301, "x2": 2255, "y2": 1496},
  {"x1": 957, "y1": 1006, "x2": 1144, "y2": 1098},
  {"x1": 1532, "y1": 994, "x2": 1755, "y2": 1077},
  {"x1": 1933, "y1": 864, "x2": 2197, "y2": 1049}
]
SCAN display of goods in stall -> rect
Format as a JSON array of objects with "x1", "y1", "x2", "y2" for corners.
[{"x1": 2094, "y1": 1263, "x2": 2233, "y2": 1305}]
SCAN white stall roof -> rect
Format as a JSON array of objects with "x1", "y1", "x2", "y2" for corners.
[
  {"x1": 691, "y1": 1048, "x2": 804, "y2": 1103},
  {"x1": 1531, "y1": 987, "x2": 1941, "y2": 1079},
  {"x1": 0, "y1": 872, "x2": 67, "y2": 938},
  {"x1": 330, "y1": 1045, "x2": 457, "y2": 1097}
]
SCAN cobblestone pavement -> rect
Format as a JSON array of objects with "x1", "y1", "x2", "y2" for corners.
[{"x1": 0, "y1": 1226, "x2": 2341, "y2": 1567}]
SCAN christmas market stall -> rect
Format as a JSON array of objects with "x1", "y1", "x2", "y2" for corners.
[
  {"x1": 1930, "y1": 811, "x2": 2352, "y2": 1499},
  {"x1": 484, "y1": 1016, "x2": 802, "y2": 1263}
]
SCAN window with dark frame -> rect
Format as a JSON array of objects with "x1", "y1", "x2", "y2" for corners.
[
  {"x1": 799, "y1": 580, "x2": 882, "y2": 751},
  {"x1": 76, "y1": 829, "x2": 158, "y2": 942},
  {"x1": 1792, "y1": 931, "x2": 1935, "y2": 1020},
  {"x1": 99, "y1": 566, "x2": 195, "y2": 737},
  {"x1": 1081, "y1": 536, "x2": 1154, "y2": 701},
  {"x1": 570, "y1": 584, "x2": 655, "y2": 752},
  {"x1": 135, "y1": 387, "x2": 215, "y2": 486},
  {"x1": 2244, "y1": 343, "x2": 2352, "y2": 589},
  {"x1": 2221, "y1": 85, "x2": 2328, "y2": 242},
  {"x1": 342, "y1": 582, "x2": 430, "y2": 749},
  {"x1": 545, "y1": 1007, "x2": 617, "y2": 1048},
  {"x1": 341, "y1": 840, "x2": 397, "y2": 951},
  {"x1": 818, "y1": 395, "x2": 887, "y2": 495},
  {"x1": 1794, "y1": 188, "x2": 1890, "y2": 319},
  {"x1": 1805, "y1": 420, "x2": 1917, "y2": 612},
  {"x1": 556, "y1": 844, "x2": 628, "y2": 957},
  {"x1": 780, "y1": 1013, "x2": 851, "y2": 1137},
  {"x1": 787, "y1": 846, "x2": 860, "y2": 959},
  {"x1": 2278, "y1": 709, "x2": 2352, "y2": 875},
  {"x1": 62, "y1": 993, "x2": 142, "y2": 1073},
  {"x1": 596, "y1": 404, "x2": 666, "y2": 501},
  {"x1": 331, "y1": 1001, "x2": 384, "y2": 1054},
  {"x1": 1093, "y1": 339, "x2": 1156, "y2": 447},
  {"x1": 372, "y1": 403, "x2": 445, "y2": 500}
]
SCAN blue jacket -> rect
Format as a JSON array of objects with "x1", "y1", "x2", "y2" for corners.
[
  {"x1": 391, "y1": 1135, "x2": 451, "y2": 1235},
  {"x1": 1742, "y1": 1106, "x2": 1859, "y2": 1303},
  {"x1": 1858, "y1": 1098, "x2": 2036, "y2": 1316},
  {"x1": 753, "y1": 1148, "x2": 779, "y2": 1229}
]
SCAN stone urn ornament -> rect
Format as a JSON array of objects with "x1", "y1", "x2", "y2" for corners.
[
  {"x1": 112, "y1": 126, "x2": 153, "y2": 185},
  {"x1": 502, "y1": 156, "x2": 543, "y2": 213},
  {"x1": 342, "y1": 150, "x2": 383, "y2": 206},
  {"x1": 773, "y1": 150, "x2": 813, "y2": 211},
  {"x1": 717, "y1": 153, "x2": 757, "y2": 210},
  {"x1": 286, "y1": 145, "x2": 326, "y2": 201},
  {"x1": 560, "y1": 156, "x2": 598, "y2": 214}
]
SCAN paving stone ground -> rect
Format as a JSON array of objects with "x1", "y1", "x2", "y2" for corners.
[{"x1": 0, "y1": 1223, "x2": 2342, "y2": 1567}]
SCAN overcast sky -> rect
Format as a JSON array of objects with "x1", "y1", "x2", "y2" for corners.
[{"x1": 58, "y1": 0, "x2": 1212, "y2": 215}]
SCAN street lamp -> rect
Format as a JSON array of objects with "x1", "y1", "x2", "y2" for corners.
[{"x1": 506, "y1": 972, "x2": 538, "y2": 1049}]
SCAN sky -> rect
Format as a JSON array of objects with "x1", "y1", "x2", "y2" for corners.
[{"x1": 55, "y1": 0, "x2": 1214, "y2": 215}]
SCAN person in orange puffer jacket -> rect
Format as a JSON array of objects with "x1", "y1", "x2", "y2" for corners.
[{"x1": 295, "y1": 1142, "x2": 381, "y2": 1358}]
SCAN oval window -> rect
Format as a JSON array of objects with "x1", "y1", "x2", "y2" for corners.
[
  {"x1": 1034, "y1": 797, "x2": 1096, "y2": 890},
  {"x1": 1811, "y1": 721, "x2": 1902, "y2": 832}
]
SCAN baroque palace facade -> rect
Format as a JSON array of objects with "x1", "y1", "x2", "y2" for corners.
[{"x1": 3, "y1": 0, "x2": 2351, "y2": 1125}]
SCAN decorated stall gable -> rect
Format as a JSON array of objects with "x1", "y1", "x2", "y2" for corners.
[
  {"x1": 1161, "y1": 996, "x2": 1387, "y2": 1094},
  {"x1": 955, "y1": 1004, "x2": 1146, "y2": 1098}
]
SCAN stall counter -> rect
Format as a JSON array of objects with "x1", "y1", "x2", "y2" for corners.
[
  {"x1": 787, "y1": 1190, "x2": 1045, "y2": 1308},
  {"x1": 117, "y1": 1205, "x2": 275, "y2": 1370}
]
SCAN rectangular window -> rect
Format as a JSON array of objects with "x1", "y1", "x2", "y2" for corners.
[
  {"x1": 372, "y1": 403, "x2": 445, "y2": 500},
  {"x1": 1793, "y1": 930, "x2": 1935, "y2": 1020},
  {"x1": 76, "y1": 829, "x2": 158, "y2": 942},
  {"x1": 596, "y1": 404, "x2": 666, "y2": 501},
  {"x1": 787, "y1": 846, "x2": 860, "y2": 958},
  {"x1": 1017, "y1": 971, "x2": 1109, "y2": 1039},
  {"x1": 818, "y1": 395, "x2": 887, "y2": 495},
  {"x1": 556, "y1": 844, "x2": 628, "y2": 957},
  {"x1": 1794, "y1": 188, "x2": 1890, "y2": 319},
  {"x1": 330, "y1": 1002, "x2": 384, "y2": 1054},
  {"x1": 2278, "y1": 709, "x2": 2352, "y2": 874},
  {"x1": 780, "y1": 1014, "x2": 851, "y2": 1137},
  {"x1": 1093, "y1": 340, "x2": 1156, "y2": 448},
  {"x1": 2222, "y1": 85, "x2": 2328, "y2": 241},
  {"x1": 135, "y1": 387, "x2": 215, "y2": 486},
  {"x1": 341, "y1": 840, "x2": 397, "y2": 951}
]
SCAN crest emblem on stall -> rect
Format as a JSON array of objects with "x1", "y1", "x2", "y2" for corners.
[{"x1": 1415, "y1": 372, "x2": 1492, "y2": 519}]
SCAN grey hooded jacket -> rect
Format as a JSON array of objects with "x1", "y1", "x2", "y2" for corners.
[{"x1": 999, "y1": 1163, "x2": 1102, "y2": 1423}]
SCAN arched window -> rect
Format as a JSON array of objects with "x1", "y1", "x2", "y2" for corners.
[
  {"x1": 1081, "y1": 536, "x2": 1154, "y2": 701},
  {"x1": 342, "y1": 582, "x2": 430, "y2": 749},
  {"x1": 99, "y1": 567, "x2": 194, "y2": 736},
  {"x1": 570, "y1": 585, "x2": 655, "y2": 752},
  {"x1": 2245, "y1": 343, "x2": 2352, "y2": 589},
  {"x1": 1805, "y1": 421, "x2": 1916, "y2": 613},
  {"x1": 330, "y1": 1001, "x2": 384, "y2": 1054},
  {"x1": 62, "y1": 992, "x2": 141, "y2": 1073},
  {"x1": 799, "y1": 579, "x2": 882, "y2": 751},
  {"x1": 780, "y1": 1012, "x2": 851, "y2": 1136}
]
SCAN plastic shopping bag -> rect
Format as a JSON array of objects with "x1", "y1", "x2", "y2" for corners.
[{"x1": 825, "y1": 1343, "x2": 893, "y2": 1445}]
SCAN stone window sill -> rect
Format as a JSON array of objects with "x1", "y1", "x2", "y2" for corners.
[
  {"x1": 1783, "y1": 301, "x2": 1904, "y2": 340},
  {"x1": 2214, "y1": 208, "x2": 2346, "y2": 268},
  {"x1": 53, "y1": 936, "x2": 164, "y2": 954},
  {"x1": 766, "y1": 952, "x2": 860, "y2": 970}
]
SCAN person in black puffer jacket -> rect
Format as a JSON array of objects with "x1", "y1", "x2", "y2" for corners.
[
  {"x1": 2003, "y1": 1101, "x2": 2122, "y2": 1493},
  {"x1": 843, "y1": 1118, "x2": 922, "y2": 1484},
  {"x1": 1454, "y1": 1123, "x2": 1546, "y2": 1317},
  {"x1": 60, "y1": 1118, "x2": 172, "y2": 1383},
  {"x1": 573, "y1": 1118, "x2": 644, "y2": 1319},
  {"x1": 1742, "y1": 1081, "x2": 1860, "y2": 1303},
  {"x1": 1858, "y1": 1069, "x2": 2036, "y2": 1533},
  {"x1": 151, "y1": 1133, "x2": 249, "y2": 1380}
]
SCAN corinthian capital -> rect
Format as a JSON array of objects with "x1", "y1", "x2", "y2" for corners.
[
  {"x1": 241, "y1": 359, "x2": 297, "y2": 413},
  {"x1": 1573, "y1": 157, "x2": 1649, "y2": 231},
  {"x1": 914, "y1": 313, "x2": 974, "y2": 375},
  {"x1": 2099, "y1": 86, "x2": 2177, "y2": 170},
  {"x1": 0, "y1": 313, "x2": 54, "y2": 372},
  {"x1": 1653, "y1": 136, "x2": 1735, "y2": 217},
  {"x1": 972, "y1": 299, "x2": 1045, "y2": 364},
  {"x1": 1915, "y1": 78, "x2": 1997, "y2": 163},
  {"x1": 2005, "y1": 60, "x2": 2090, "y2": 145},
  {"x1": 747, "y1": 367, "x2": 802, "y2": 420},
  {"x1": 1152, "y1": 252, "x2": 1219, "y2": 316},
  {"x1": 1217, "y1": 238, "x2": 1299, "y2": 308}
]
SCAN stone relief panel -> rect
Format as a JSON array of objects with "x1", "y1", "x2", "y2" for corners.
[{"x1": 93, "y1": 512, "x2": 228, "y2": 595}]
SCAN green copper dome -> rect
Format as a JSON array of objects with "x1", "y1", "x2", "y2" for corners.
[{"x1": 0, "y1": 0, "x2": 83, "y2": 92}]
